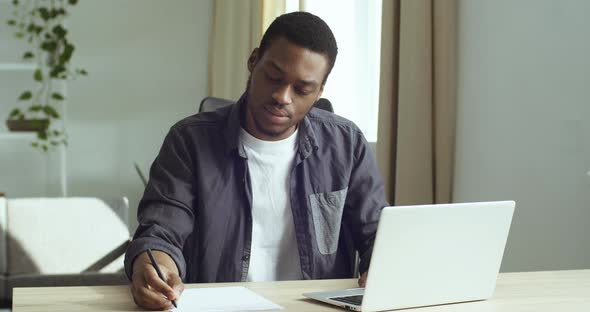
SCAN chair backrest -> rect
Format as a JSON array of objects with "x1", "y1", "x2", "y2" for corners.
[
  {"x1": 314, "y1": 98, "x2": 334, "y2": 113},
  {"x1": 198, "y1": 96, "x2": 334, "y2": 113},
  {"x1": 102, "y1": 197, "x2": 130, "y2": 230},
  {"x1": 198, "y1": 97, "x2": 235, "y2": 113}
]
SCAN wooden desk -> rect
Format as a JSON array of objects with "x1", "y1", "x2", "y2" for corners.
[{"x1": 12, "y1": 270, "x2": 590, "y2": 311}]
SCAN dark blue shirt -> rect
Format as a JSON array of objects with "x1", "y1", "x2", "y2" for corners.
[{"x1": 124, "y1": 95, "x2": 388, "y2": 282}]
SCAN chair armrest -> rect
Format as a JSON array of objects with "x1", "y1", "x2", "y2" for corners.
[{"x1": 83, "y1": 239, "x2": 130, "y2": 273}]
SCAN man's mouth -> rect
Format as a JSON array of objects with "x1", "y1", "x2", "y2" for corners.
[
  {"x1": 263, "y1": 106, "x2": 290, "y2": 124},
  {"x1": 265, "y1": 106, "x2": 290, "y2": 118}
]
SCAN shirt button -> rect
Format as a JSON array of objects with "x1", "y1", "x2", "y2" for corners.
[{"x1": 242, "y1": 255, "x2": 250, "y2": 261}]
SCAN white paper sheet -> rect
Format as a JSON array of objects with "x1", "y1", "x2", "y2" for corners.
[{"x1": 171, "y1": 286, "x2": 283, "y2": 312}]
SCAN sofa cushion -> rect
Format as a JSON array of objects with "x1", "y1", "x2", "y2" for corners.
[{"x1": 6, "y1": 198, "x2": 130, "y2": 275}]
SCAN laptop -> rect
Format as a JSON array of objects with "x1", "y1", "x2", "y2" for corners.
[{"x1": 303, "y1": 201, "x2": 515, "y2": 312}]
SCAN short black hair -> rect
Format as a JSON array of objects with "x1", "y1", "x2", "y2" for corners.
[{"x1": 258, "y1": 11, "x2": 338, "y2": 85}]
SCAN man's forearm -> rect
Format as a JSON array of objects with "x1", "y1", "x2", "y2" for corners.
[{"x1": 125, "y1": 236, "x2": 188, "y2": 281}]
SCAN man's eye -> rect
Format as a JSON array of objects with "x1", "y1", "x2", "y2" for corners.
[
  {"x1": 266, "y1": 73, "x2": 281, "y2": 82},
  {"x1": 295, "y1": 88, "x2": 311, "y2": 96}
]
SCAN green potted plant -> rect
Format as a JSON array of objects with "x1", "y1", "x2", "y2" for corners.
[{"x1": 5, "y1": 0, "x2": 86, "y2": 151}]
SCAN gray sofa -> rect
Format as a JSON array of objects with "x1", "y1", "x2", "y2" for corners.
[{"x1": 0, "y1": 197, "x2": 131, "y2": 306}]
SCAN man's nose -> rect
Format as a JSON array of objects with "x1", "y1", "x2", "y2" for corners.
[{"x1": 272, "y1": 85, "x2": 293, "y2": 105}]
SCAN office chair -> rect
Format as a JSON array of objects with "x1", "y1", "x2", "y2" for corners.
[
  {"x1": 198, "y1": 97, "x2": 235, "y2": 113},
  {"x1": 199, "y1": 96, "x2": 334, "y2": 113}
]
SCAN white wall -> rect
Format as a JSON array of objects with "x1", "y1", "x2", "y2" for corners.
[
  {"x1": 65, "y1": 0, "x2": 211, "y2": 231},
  {"x1": 0, "y1": 0, "x2": 65, "y2": 198},
  {"x1": 455, "y1": 0, "x2": 590, "y2": 271}
]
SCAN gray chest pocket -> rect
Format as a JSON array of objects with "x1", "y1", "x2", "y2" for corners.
[{"x1": 309, "y1": 188, "x2": 348, "y2": 255}]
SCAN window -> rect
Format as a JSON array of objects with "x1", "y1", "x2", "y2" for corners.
[{"x1": 286, "y1": 0, "x2": 382, "y2": 142}]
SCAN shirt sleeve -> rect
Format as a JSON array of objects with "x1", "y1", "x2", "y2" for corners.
[
  {"x1": 344, "y1": 131, "x2": 388, "y2": 275},
  {"x1": 124, "y1": 126, "x2": 196, "y2": 281}
]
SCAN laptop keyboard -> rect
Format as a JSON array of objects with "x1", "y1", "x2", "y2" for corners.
[{"x1": 331, "y1": 295, "x2": 363, "y2": 306}]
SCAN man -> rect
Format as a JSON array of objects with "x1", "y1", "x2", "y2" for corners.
[{"x1": 125, "y1": 12, "x2": 388, "y2": 310}]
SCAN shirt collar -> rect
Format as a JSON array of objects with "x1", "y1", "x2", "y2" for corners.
[{"x1": 223, "y1": 93, "x2": 318, "y2": 159}]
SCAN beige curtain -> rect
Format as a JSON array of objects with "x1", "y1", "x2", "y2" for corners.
[
  {"x1": 208, "y1": 0, "x2": 285, "y2": 100},
  {"x1": 376, "y1": 0, "x2": 457, "y2": 205},
  {"x1": 262, "y1": 0, "x2": 286, "y2": 33}
]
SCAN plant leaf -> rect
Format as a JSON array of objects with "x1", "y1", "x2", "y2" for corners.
[
  {"x1": 38, "y1": 8, "x2": 50, "y2": 21},
  {"x1": 37, "y1": 130, "x2": 48, "y2": 140},
  {"x1": 18, "y1": 91, "x2": 32, "y2": 100},
  {"x1": 7, "y1": 19, "x2": 16, "y2": 26},
  {"x1": 60, "y1": 43, "x2": 74, "y2": 64},
  {"x1": 34, "y1": 69, "x2": 43, "y2": 81},
  {"x1": 22, "y1": 51, "x2": 34, "y2": 59},
  {"x1": 52, "y1": 25, "x2": 67, "y2": 38},
  {"x1": 9, "y1": 108, "x2": 23, "y2": 119},
  {"x1": 43, "y1": 106, "x2": 60, "y2": 118},
  {"x1": 51, "y1": 92, "x2": 65, "y2": 101},
  {"x1": 41, "y1": 40, "x2": 57, "y2": 52},
  {"x1": 28, "y1": 105, "x2": 43, "y2": 112},
  {"x1": 50, "y1": 65, "x2": 66, "y2": 78},
  {"x1": 49, "y1": 9, "x2": 60, "y2": 19},
  {"x1": 15, "y1": 32, "x2": 24, "y2": 39},
  {"x1": 68, "y1": 0, "x2": 78, "y2": 5}
]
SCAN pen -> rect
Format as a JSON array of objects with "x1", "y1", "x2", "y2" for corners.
[{"x1": 147, "y1": 248, "x2": 178, "y2": 308}]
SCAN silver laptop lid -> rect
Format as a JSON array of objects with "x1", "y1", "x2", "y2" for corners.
[{"x1": 362, "y1": 201, "x2": 515, "y2": 311}]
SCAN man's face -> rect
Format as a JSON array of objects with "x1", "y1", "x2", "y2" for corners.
[{"x1": 245, "y1": 36, "x2": 328, "y2": 141}]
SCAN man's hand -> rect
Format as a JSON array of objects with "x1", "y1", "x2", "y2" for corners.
[
  {"x1": 358, "y1": 272, "x2": 368, "y2": 288},
  {"x1": 130, "y1": 250, "x2": 184, "y2": 310}
]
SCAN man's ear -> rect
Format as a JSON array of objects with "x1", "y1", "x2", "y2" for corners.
[
  {"x1": 316, "y1": 85, "x2": 324, "y2": 102},
  {"x1": 247, "y1": 48, "x2": 259, "y2": 73}
]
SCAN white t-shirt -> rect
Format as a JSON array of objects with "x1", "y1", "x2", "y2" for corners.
[{"x1": 240, "y1": 128, "x2": 303, "y2": 282}]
